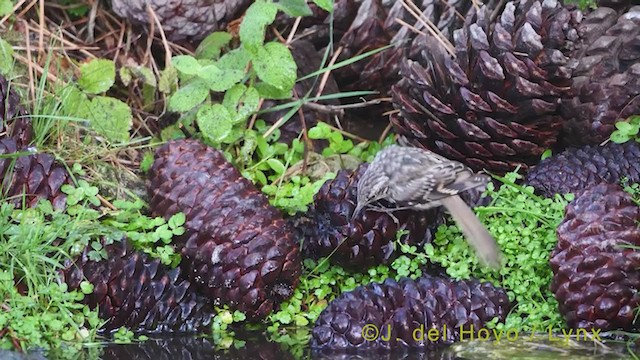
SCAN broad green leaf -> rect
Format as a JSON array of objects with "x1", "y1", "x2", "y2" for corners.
[
  {"x1": 78, "y1": 59, "x2": 116, "y2": 94},
  {"x1": 254, "y1": 82, "x2": 292, "y2": 99},
  {"x1": 119, "y1": 67, "x2": 132, "y2": 86},
  {"x1": 85, "y1": 96, "x2": 132, "y2": 142},
  {"x1": 252, "y1": 42, "x2": 297, "y2": 91},
  {"x1": 168, "y1": 80, "x2": 209, "y2": 112},
  {"x1": 171, "y1": 55, "x2": 202, "y2": 75},
  {"x1": 223, "y1": 85, "x2": 260, "y2": 123},
  {"x1": 168, "y1": 212, "x2": 186, "y2": 228},
  {"x1": 266, "y1": 158, "x2": 286, "y2": 174},
  {"x1": 159, "y1": 66, "x2": 178, "y2": 94},
  {"x1": 60, "y1": 86, "x2": 90, "y2": 117},
  {"x1": 119, "y1": 65, "x2": 157, "y2": 87},
  {"x1": 276, "y1": 0, "x2": 313, "y2": 17},
  {"x1": 0, "y1": 38, "x2": 13, "y2": 75},
  {"x1": 610, "y1": 131, "x2": 629, "y2": 144},
  {"x1": 239, "y1": 1, "x2": 278, "y2": 53},
  {"x1": 197, "y1": 104, "x2": 233, "y2": 143},
  {"x1": 313, "y1": 0, "x2": 333, "y2": 12},
  {"x1": 615, "y1": 121, "x2": 634, "y2": 132},
  {"x1": 196, "y1": 32, "x2": 232, "y2": 59},
  {"x1": 197, "y1": 64, "x2": 244, "y2": 92},
  {"x1": 217, "y1": 47, "x2": 251, "y2": 72},
  {"x1": 0, "y1": 0, "x2": 13, "y2": 17}
]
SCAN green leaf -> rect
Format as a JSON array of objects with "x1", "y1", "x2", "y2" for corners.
[
  {"x1": 313, "y1": 0, "x2": 333, "y2": 12},
  {"x1": 85, "y1": 96, "x2": 132, "y2": 142},
  {"x1": 0, "y1": 38, "x2": 14, "y2": 75},
  {"x1": 217, "y1": 47, "x2": 251, "y2": 72},
  {"x1": 196, "y1": 32, "x2": 233, "y2": 59},
  {"x1": 119, "y1": 67, "x2": 132, "y2": 86},
  {"x1": 168, "y1": 213, "x2": 186, "y2": 229},
  {"x1": 223, "y1": 85, "x2": 260, "y2": 124},
  {"x1": 168, "y1": 80, "x2": 210, "y2": 112},
  {"x1": 60, "y1": 86, "x2": 90, "y2": 117},
  {"x1": 239, "y1": 1, "x2": 278, "y2": 53},
  {"x1": 254, "y1": 82, "x2": 292, "y2": 99},
  {"x1": 252, "y1": 42, "x2": 297, "y2": 91},
  {"x1": 0, "y1": 0, "x2": 13, "y2": 17},
  {"x1": 610, "y1": 131, "x2": 630, "y2": 144},
  {"x1": 159, "y1": 66, "x2": 178, "y2": 94},
  {"x1": 78, "y1": 59, "x2": 116, "y2": 94},
  {"x1": 197, "y1": 64, "x2": 244, "y2": 92},
  {"x1": 171, "y1": 55, "x2": 202, "y2": 75},
  {"x1": 197, "y1": 104, "x2": 233, "y2": 143},
  {"x1": 79, "y1": 281, "x2": 94, "y2": 295},
  {"x1": 541, "y1": 149, "x2": 552, "y2": 160},
  {"x1": 276, "y1": 0, "x2": 313, "y2": 16},
  {"x1": 267, "y1": 158, "x2": 286, "y2": 174}
]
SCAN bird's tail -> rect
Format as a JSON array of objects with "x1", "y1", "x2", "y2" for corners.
[{"x1": 440, "y1": 195, "x2": 502, "y2": 269}]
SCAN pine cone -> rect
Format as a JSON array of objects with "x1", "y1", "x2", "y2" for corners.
[
  {"x1": 0, "y1": 137, "x2": 70, "y2": 210},
  {"x1": 550, "y1": 183, "x2": 640, "y2": 331},
  {"x1": 296, "y1": 164, "x2": 445, "y2": 268},
  {"x1": 296, "y1": 163, "x2": 489, "y2": 269},
  {"x1": 561, "y1": 5, "x2": 640, "y2": 146},
  {"x1": 392, "y1": 0, "x2": 581, "y2": 174},
  {"x1": 61, "y1": 239, "x2": 214, "y2": 334},
  {"x1": 524, "y1": 141, "x2": 640, "y2": 197},
  {"x1": 110, "y1": 0, "x2": 251, "y2": 42},
  {"x1": 310, "y1": 274, "x2": 511, "y2": 353},
  {"x1": 0, "y1": 75, "x2": 33, "y2": 148},
  {"x1": 147, "y1": 139, "x2": 302, "y2": 320}
]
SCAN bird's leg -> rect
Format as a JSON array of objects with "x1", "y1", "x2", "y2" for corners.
[{"x1": 366, "y1": 204, "x2": 401, "y2": 226}]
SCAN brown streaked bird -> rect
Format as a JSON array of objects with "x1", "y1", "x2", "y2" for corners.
[{"x1": 353, "y1": 144, "x2": 502, "y2": 268}]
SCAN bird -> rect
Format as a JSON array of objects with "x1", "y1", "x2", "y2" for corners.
[{"x1": 353, "y1": 144, "x2": 502, "y2": 269}]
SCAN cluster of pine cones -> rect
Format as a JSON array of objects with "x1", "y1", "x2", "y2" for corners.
[{"x1": 3, "y1": 0, "x2": 640, "y2": 354}]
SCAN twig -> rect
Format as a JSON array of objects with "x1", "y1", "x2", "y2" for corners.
[
  {"x1": 0, "y1": 0, "x2": 29, "y2": 28},
  {"x1": 247, "y1": 98, "x2": 265, "y2": 130},
  {"x1": 86, "y1": 0, "x2": 99, "y2": 43},
  {"x1": 379, "y1": 121, "x2": 393, "y2": 144},
  {"x1": 38, "y1": 0, "x2": 44, "y2": 52},
  {"x1": 13, "y1": 53, "x2": 59, "y2": 83},
  {"x1": 490, "y1": 0, "x2": 508, "y2": 23},
  {"x1": 324, "y1": 123, "x2": 371, "y2": 143},
  {"x1": 400, "y1": 0, "x2": 454, "y2": 56},
  {"x1": 286, "y1": 17, "x2": 302, "y2": 45},
  {"x1": 302, "y1": 97, "x2": 391, "y2": 116},
  {"x1": 146, "y1": 4, "x2": 172, "y2": 66},
  {"x1": 315, "y1": 46, "x2": 342, "y2": 98},
  {"x1": 97, "y1": 194, "x2": 117, "y2": 211},
  {"x1": 394, "y1": 18, "x2": 427, "y2": 37}
]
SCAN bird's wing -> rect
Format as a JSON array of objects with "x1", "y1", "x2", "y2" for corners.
[{"x1": 388, "y1": 150, "x2": 488, "y2": 204}]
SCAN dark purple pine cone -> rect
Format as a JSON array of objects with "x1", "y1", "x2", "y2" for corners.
[
  {"x1": 61, "y1": 239, "x2": 214, "y2": 334},
  {"x1": 524, "y1": 141, "x2": 640, "y2": 197},
  {"x1": 0, "y1": 75, "x2": 33, "y2": 148},
  {"x1": 561, "y1": 5, "x2": 640, "y2": 146},
  {"x1": 261, "y1": 40, "x2": 339, "y2": 147},
  {"x1": 0, "y1": 137, "x2": 71, "y2": 210},
  {"x1": 310, "y1": 274, "x2": 511, "y2": 353},
  {"x1": 295, "y1": 163, "x2": 488, "y2": 269},
  {"x1": 392, "y1": 0, "x2": 581, "y2": 174},
  {"x1": 551, "y1": 183, "x2": 640, "y2": 331},
  {"x1": 110, "y1": 0, "x2": 251, "y2": 42},
  {"x1": 147, "y1": 139, "x2": 302, "y2": 320}
]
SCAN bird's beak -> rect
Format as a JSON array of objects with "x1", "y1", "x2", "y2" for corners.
[{"x1": 351, "y1": 203, "x2": 363, "y2": 222}]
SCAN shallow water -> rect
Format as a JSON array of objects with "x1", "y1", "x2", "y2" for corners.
[{"x1": 6, "y1": 331, "x2": 631, "y2": 360}]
